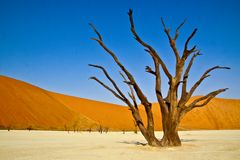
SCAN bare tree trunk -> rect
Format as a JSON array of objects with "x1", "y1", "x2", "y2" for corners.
[
  {"x1": 161, "y1": 112, "x2": 181, "y2": 146},
  {"x1": 132, "y1": 109, "x2": 161, "y2": 146}
]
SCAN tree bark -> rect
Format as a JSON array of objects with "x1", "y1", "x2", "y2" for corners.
[
  {"x1": 161, "y1": 113, "x2": 181, "y2": 146},
  {"x1": 132, "y1": 111, "x2": 161, "y2": 146}
]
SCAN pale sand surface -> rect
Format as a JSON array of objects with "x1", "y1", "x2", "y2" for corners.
[{"x1": 0, "y1": 130, "x2": 239, "y2": 160}]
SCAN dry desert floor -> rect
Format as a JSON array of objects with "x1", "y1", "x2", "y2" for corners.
[{"x1": 0, "y1": 130, "x2": 240, "y2": 160}]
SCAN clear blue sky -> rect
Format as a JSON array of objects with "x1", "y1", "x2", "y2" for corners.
[{"x1": 0, "y1": 0, "x2": 240, "y2": 104}]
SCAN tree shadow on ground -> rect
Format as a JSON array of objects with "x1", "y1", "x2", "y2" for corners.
[
  {"x1": 118, "y1": 141, "x2": 147, "y2": 146},
  {"x1": 181, "y1": 139, "x2": 197, "y2": 142},
  {"x1": 118, "y1": 139, "x2": 197, "y2": 146}
]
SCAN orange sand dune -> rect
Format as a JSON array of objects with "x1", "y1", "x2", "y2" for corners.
[
  {"x1": 50, "y1": 92, "x2": 136, "y2": 130},
  {"x1": 53, "y1": 93, "x2": 240, "y2": 130},
  {"x1": 0, "y1": 75, "x2": 239, "y2": 131},
  {"x1": 0, "y1": 75, "x2": 97, "y2": 130},
  {"x1": 149, "y1": 97, "x2": 240, "y2": 130}
]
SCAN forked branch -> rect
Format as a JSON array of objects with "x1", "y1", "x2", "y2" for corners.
[
  {"x1": 119, "y1": 71, "x2": 138, "y2": 108},
  {"x1": 89, "y1": 22, "x2": 151, "y2": 108},
  {"x1": 128, "y1": 9, "x2": 172, "y2": 80},
  {"x1": 161, "y1": 18, "x2": 187, "y2": 62},
  {"x1": 89, "y1": 76, "x2": 124, "y2": 101},
  {"x1": 145, "y1": 66, "x2": 156, "y2": 75},
  {"x1": 89, "y1": 64, "x2": 127, "y2": 101},
  {"x1": 89, "y1": 65, "x2": 136, "y2": 110},
  {"x1": 186, "y1": 66, "x2": 230, "y2": 101},
  {"x1": 182, "y1": 28, "x2": 198, "y2": 60},
  {"x1": 179, "y1": 52, "x2": 201, "y2": 106},
  {"x1": 185, "y1": 88, "x2": 228, "y2": 112},
  {"x1": 174, "y1": 19, "x2": 187, "y2": 40}
]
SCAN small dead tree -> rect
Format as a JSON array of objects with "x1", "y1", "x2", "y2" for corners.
[
  {"x1": 89, "y1": 9, "x2": 229, "y2": 147},
  {"x1": 7, "y1": 125, "x2": 11, "y2": 131},
  {"x1": 104, "y1": 127, "x2": 109, "y2": 133},
  {"x1": 98, "y1": 125, "x2": 103, "y2": 134},
  {"x1": 72, "y1": 120, "x2": 79, "y2": 132},
  {"x1": 87, "y1": 127, "x2": 92, "y2": 133},
  {"x1": 27, "y1": 126, "x2": 32, "y2": 132}
]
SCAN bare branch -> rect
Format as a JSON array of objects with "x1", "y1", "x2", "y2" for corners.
[
  {"x1": 128, "y1": 9, "x2": 172, "y2": 80},
  {"x1": 89, "y1": 23, "x2": 102, "y2": 41},
  {"x1": 160, "y1": 18, "x2": 171, "y2": 41},
  {"x1": 144, "y1": 48, "x2": 168, "y2": 112},
  {"x1": 145, "y1": 66, "x2": 156, "y2": 75},
  {"x1": 184, "y1": 28, "x2": 197, "y2": 51},
  {"x1": 143, "y1": 43, "x2": 168, "y2": 113},
  {"x1": 187, "y1": 66, "x2": 230, "y2": 100},
  {"x1": 185, "y1": 88, "x2": 228, "y2": 112},
  {"x1": 179, "y1": 52, "x2": 201, "y2": 106},
  {"x1": 182, "y1": 28, "x2": 198, "y2": 60},
  {"x1": 184, "y1": 52, "x2": 201, "y2": 80},
  {"x1": 161, "y1": 18, "x2": 180, "y2": 62},
  {"x1": 154, "y1": 59, "x2": 169, "y2": 113},
  {"x1": 89, "y1": 76, "x2": 146, "y2": 136},
  {"x1": 119, "y1": 71, "x2": 138, "y2": 108},
  {"x1": 174, "y1": 19, "x2": 187, "y2": 40},
  {"x1": 89, "y1": 22, "x2": 151, "y2": 108},
  {"x1": 89, "y1": 64, "x2": 127, "y2": 100},
  {"x1": 89, "y1": 76, "x2": 124, "y2": 101}
]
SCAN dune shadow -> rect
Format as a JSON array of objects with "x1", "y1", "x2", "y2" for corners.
[{"x1": 118, "y1": 141, "x2": 147, "y2": 146}]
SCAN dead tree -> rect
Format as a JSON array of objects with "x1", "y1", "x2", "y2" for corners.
[
  {"x1": 98, "y1": 125, "x2": 103, "y2": 134},
  {"x1": 88, "y1": 9, "x2": 229, "y2": 147}
]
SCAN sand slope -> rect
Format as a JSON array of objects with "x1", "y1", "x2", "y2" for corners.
[
  {"x1": 51, "y1": 93, "x2": 135, "y2": 130},
  {"x1": 150, "y1": 98, "x2": 240, "y2": 130},
  {"x1": 54, "y1": 93, "x2": 240, "y2": 130},
  {"x1": 0, "y1": 75, "x2": 239, "y2": 130},
  {"x1": 0, "y1": 76, "x2": 97, "y2": 130}
]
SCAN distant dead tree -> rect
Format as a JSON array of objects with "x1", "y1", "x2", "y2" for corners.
[
  {"x1": 98, "y1": 125, "x2": 103, "y2": 134},
  {"x1": 26, "y1": 126, "x2": 32, "y2": 132},
  {"x1": 7, "y1": 125, "x2": 11, "y2": 131},
  {"x1": 72, "y1": 120, "x2": 79, "y2": 132},
  {"x1": 64, "y1": 124, "x2": 68, "y2": 131},
  {"x1": 87, "y1": 127, "x2": 92, "y2": 133},
  {"x1": 104, "y1": 127, "x2": 109, "y2": 133},
  {"x1": 88, "y1": 9, "x2": 229, "y2": 147}
]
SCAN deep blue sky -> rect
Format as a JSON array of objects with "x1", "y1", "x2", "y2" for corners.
[{"x1": 0, "y1": 0, "x2": 240, "y2": 104}]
